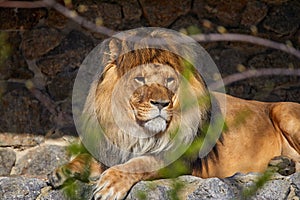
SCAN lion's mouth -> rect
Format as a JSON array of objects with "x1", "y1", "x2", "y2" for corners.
[{"x1": 137, "y1": 116, "x2": 168, "y2": 134}]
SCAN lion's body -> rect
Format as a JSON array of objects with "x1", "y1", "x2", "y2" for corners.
[
  {"x1": 193, "y1": 92, "x2": 300, "y2": 178},
  {"x1": 49, "y1": 32, "x2": 300, "y2": 199}
]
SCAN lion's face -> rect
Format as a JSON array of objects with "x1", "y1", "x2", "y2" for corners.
[{"x1": 125, "y1": 63, "x2": 179, "y2": 134}]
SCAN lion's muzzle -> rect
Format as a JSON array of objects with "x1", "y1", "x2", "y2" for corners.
[{"x1": 130, "y1": 83, "x2": 175, "y2": 134}]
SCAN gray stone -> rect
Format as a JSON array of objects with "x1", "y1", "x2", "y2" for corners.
[
  {"x1": 171, "y1": 14, "x2": 200, "y2": 32},
  {"x1": 0, "y1": 8, "x2": 47, "y2": 30},
  {"x1": 47, "y1": 71, "x2": 76, "y2": 101},
  {"x1": 128, "y1": 175, "x2": 237, "y2": 199},
  {"x1": 248, "y1": 52, "x2": 299, "y2": 70},
  {"x1": 0, "y1": 148, "x2": 16, "y2": 176},
  {"x1": 118, "y1": 0, "x2": 142, "y2": 21},
  {"x1": 214, "y1": 1, "x2": 247, "y2": 27},
  {"x1": 0, "y1": 32, "x2": 34, "y2": 80},
  {"x1": 241, "y1": 1, "x2": 268, "y2": 27},
  {"x1": 0, "y1": 132, "x2": 44, "y2": 148},
  {"x1": 38, "y1": 30, "x2": 94, "y2": 77},
  {"x1": 46, "y1": 9, "x2": 69, "y2": 29},
  {"x1": 0, "y1": 176, "x2": 46, "y2": 200},
  {"x1": 187, "y1": 177, "x2": 235, "y2": 200},
  {"x1": 139, "y1": 0, "x2": 191, "y2": 27},
  {"x1": 211, "y1": 48, "x2": 247, "y2": 76},
  {"x1": 253, "y1": 179, "x2": 290, "y2": 200},
  {"x1": 127, "y1": 180, "x2": 173, "y2": 200},
  {"x1": 226, "y1": 172, "x2": 298, "y2": 200},
  {"x1": 192, "y1": 0, "x2": 209, "y2": 19},
  {"x1": 13, "y1": 145, "x2": 69, "y2": 177},
  {"x1": 1, "y1": 172, "x2": 299, "y2": 200},
  {"x1": 0, "y1": 88, "x2": 54, "y2": 134},
  {"x1": 290, "y1": 173, "x2": 300, "y2": 197},
  {"x1": 71, "y1": 1, "x2": 122, "y2": 29},
  {"x1": 127, "y1": 173, "x2": 300, "y2": 200},
  {"x1": 263, "y1": 2, "x2": 300, "y2": 35},
  {"x1": 22, "y1": 27, "x2": 64, "y2": 59},
  {"x1": 39, "y1": 189, "x2": 66, "y2": 200},
  {"x1": 40, "y1": 180, "x2": 93, "y2": 200}
]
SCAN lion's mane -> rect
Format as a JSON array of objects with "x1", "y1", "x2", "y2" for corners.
[{"x1": 80, "y1": 33, "x2": 212, "y2": 168}]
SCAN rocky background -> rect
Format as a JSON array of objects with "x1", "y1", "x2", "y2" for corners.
[{"x1": 0, "y1": 0, "x2": 299, "y2": 199}]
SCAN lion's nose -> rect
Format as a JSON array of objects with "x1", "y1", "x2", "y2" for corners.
[{"x1": 150, "y1": 100, "x2": 170, "y2": 110}]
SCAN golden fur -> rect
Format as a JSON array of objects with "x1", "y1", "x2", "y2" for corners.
[
  {"x1": 49, "y1": 38, "x2": 300, "y2": 200},
  {"x1": 82, "y1": 48, "x2": 210, "y2": 160}
]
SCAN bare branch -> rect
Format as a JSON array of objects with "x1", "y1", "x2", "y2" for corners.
[
  {"x1": 209, "y1": 68, "x2": 300, "y2": 90},
  {"x1": 42, "y1": 0, "x2": 116, "y2": 36},
  {"x1": 29, "y1": 87, "x2": 57, "y2": 115},
  {"x1": 0, "y1": 0, "x2": 46, "y2": 8},
  {"x1": 191, "y1": 34, "x2": 300, "y2": 59}
]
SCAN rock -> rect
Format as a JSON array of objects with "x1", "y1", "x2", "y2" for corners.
[
  {"x1": 254, "y1": 179, "x2": 290, "y2": 200},
  {"x1": 38, "y1": 30, "x2": 94, "y2": 76},
  {"x1": 46, "y1": 9, "x2": 69, "y2": 29},
  {"x1": 263, "y1": 2, "x2": 300, "y2": 35},
  {"x1": 94, "y1": 3, "x2": 123, "y2": 29},
  {"x1": 187, "y1": 177, "x2": 235, "y2": 200},
  {"x1": 127, "y1": 179, "x2": 175, "y2": 199},
  {"x1": 210, "y1": 48, "x2": 247, "y2": 76},
  {"x1": 72, "y1": 1, "x2": 122, "y2": 29},
  {"x1": 171, "y1": 14, "x2": 200, "y2": 32},
  {"x1": 0, "y1": 88, "x2": 54, "y2": 134},
  {"x1": 192, "y1": 0, "x2": 209, "y2": 19},
  {"x1": 0, "y1": 173, "x2": 299, "y2": 199},
  {"x1": 241, "y1": 1, "x2": 268, "y2": 27},
  {"x1": 0, "y1": 176, "x2": 47, "y2": 200},
  {"x1": 47, "y1": 71, "x2": 77, "y2": 101},
  {"x1": 139, "y1": 0, "x2": 192, "y2": 27},
  {"x1": 246, "y1": 51, "x2": 300, "y2": 101},
  {"x1": 118, "y1": 0, "x2": 142, "y2": 21},
  {"x1": 0, "y1": 133, "x2": 44, "y2": 148},
  {"x1": 0, "y1": 8, "x2": 47, "y2": 30},
  {"x1": 22, "y1": 27, "x2": 64, "y2": 59},
  {"x1": 13, "y1": 144, "x2": 69, "y2": 177},
  {"x1": 127, "y1": 173, "x2": 300, "y2": 200},
  {"x1": 214, "y1": 0, "x2": 247, "y2": 27},
  {"x1": 248, "y1": 52, "x2": 299, "y2": 70},
  {"x1": 0, "y1": 32, "x2": 34, "y2": 80},
  {"x1": 230, "y1": 173, "x2": 291, "y2": 199},
  {"x1": 38, "y1": 180, "x2": 93, "y2": 200},
  {"x1": 290, "y1": 173, "x2": 300, "y2": 197},
  {"x1": 0, "y1": 148, "x2": 16, "y2": 176},
  {"x1": 39, "y1": 188, "x2": 66, "y2": 200}
]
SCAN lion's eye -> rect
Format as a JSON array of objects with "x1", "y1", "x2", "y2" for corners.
[
  {"x1": 134, "y1": 76, "x2": 145, "y2": 84},
  {"x1": 166, "y1": 77, "x2": 175, "y2": 84}
]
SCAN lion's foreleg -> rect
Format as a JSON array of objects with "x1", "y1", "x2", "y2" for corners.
[
  {"x1": 48, "y1": 153, "x2": 106, "y2": 188},
  {"x1": 93, "y1": 156, "x2": 163, "y2": 200}
]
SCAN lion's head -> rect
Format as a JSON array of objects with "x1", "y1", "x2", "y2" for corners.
[
  {"x1": 81, "y1": 36, "x2": 212, "y2": 167},
  {"x1": 118, "y1": 63, "x2": 178, "y2": 134}
]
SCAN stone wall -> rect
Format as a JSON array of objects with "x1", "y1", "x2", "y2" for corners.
[
  {"x1": 0, "y1": 0, "x2": 300, "y2": 199},
  {"x1": 0, "y1": 0, "x2": 299, "y2": 135}
]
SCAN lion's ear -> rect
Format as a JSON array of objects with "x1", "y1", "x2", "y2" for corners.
[{"x1": 108, "y1": 38, "x2": 121, "y2": 64}]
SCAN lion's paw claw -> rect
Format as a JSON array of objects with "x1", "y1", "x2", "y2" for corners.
[{"x1": 92, "y1": 169, "x2": 132, "y2": 200}]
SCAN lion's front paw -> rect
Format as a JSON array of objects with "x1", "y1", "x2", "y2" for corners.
[
  {"x1": 93, "y1": 168, "x2": 137, "y2": 200},
  {"x1": 268, "y1": 156, "x2": 296, "y2": 176},
  {"x1": 48, "y1": 166, "x2": 70, "y2": 188}
]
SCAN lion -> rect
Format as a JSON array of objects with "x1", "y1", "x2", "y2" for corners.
[{"x1": 48, "y1": 29, "x2": 300, "y2": 200}]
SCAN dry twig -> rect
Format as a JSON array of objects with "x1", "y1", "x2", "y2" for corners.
[{"x1": 209, "y1": 68, "x2": 300, "y2": 90}]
